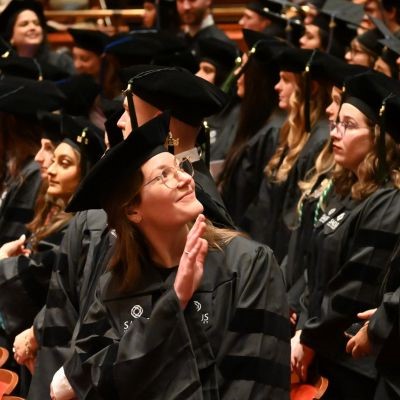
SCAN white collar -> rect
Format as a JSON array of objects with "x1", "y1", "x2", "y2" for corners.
[{"x1": 175, "y1": 147, "x2": 201, "y2": 163}]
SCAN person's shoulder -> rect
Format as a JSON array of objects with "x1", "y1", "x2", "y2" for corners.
[
  {"x1": 360, "y1": 186, "x2": 400, "y2": 218},
  {"x1": 199, "y1": 23, "x2": 231, "y2": 43},
  {"x1": 22, "y1": 158, "x2": 41, "y2": 175},
  {"x1": 222, "y1": 235, "x2": 275, "y2": 265}
]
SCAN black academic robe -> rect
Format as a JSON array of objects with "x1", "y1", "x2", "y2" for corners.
[
  {"x1": 0, "y1": 159, "x2": 42, "y2": 246},
  {"x1": 300, "y1": 187, "x2": 400, "y2": 397},
  {"x1": 369, "y1": 285, "x2": 400, "y2": 400},
  {"x1": 297, "y1": 191, "x2": 358, "y2": 328},
  {"x1": 184, "y1": 24, "x2": 234, "y2": 57},
  {"x1": 28, "y1": 165, "x2": 235, "y2": 399},
  {"x1": 240, "y1": 119, "x2": 329, "y2": 263},
  {"x1": 64, "y1": 236, "x2": 291, "y2": 400},
  {"x1": 221, "y1": 111, "x2": 285, "y2": 226},
  {"x1": 0, "y1": 225, "x2": 68, "y2": 339},
  {"x1": 282, "y1": 176, "x2": 330, "y2": 315},
  {"x1": 28, "y1": 210, "x2": 108, "y2": 400},
  {"x1": 366, "y1": 236, "x2": 400, "y2": 399},
  {"x1": 208, "y1": 102, "x2": 241, "y2": 162},
  {"x1": 193, "y1": 159, "x2": 235, "y2": 229}
]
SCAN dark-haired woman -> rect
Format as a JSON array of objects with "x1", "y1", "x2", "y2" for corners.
[
  {"x1": 1, "y1": 117, "x2": 104, "y2": 377},
  {"x1": 217, "y1": 51, "x2": 284, "y2": 226},
  {"x1": 0, "y1": 0, "x2": 74, "y2": 74},
  {"x1": 50, "y1": 113, "x2": 291, "y2": 400},
  {"x1": 0, "y1": 113, "x2": 41, "y2": 246}
]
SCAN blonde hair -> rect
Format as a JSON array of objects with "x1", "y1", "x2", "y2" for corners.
[{"x1": 265, "y1": 74, "x2": 330, "y2": 183}]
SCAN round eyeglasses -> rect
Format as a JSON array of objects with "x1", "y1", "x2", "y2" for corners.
[{"x1": 143, "y1": 157, "x2": 194, "y2": 189}]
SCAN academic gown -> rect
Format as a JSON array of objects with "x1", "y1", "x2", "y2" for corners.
[
  {"x1": 0, "y1": 159, "x2": 42, "y2": 246},
  {"x1": 28, "y1": 166, "x2": 235, "y2": 399},
  {"x1": 28, "y1": 209, "x2": 108, "y2": 400},
  {"x1": 282, "y1": 176, "x2": 329, "y2": 315},
  {"x1": 192, "y1": 159, "x2": 235, "y2": 229},
  {"x1": 64, "y1": 236, "x2": 291, "y2": 400},
  {"x1": 366, "y1": 237, "x2": 400, "y2": 399},
  {"x1": 184, "y1": 24, "x2": 234, "y2": 57},
  {"x1": 297, "y1": 190, "x2": 358, "y2": 328},
  {"x1": 240, "y1": 119, "x2": 329, "y2": 263},
  {"x1": 221, "y1": 111, "x2": 285, "y2": 226},
  {"x1": 300, "y1": 187, "x2": 400, "y2": 398},
  {"x1": 0, "y1": 225, "x2": 68, "y2": 339},
  {"x1": 208, "y1": 101, "x2": 241, "y2": 162}
]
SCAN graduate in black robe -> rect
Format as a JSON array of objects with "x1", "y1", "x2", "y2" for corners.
[
  {"x1": 0, "y1": 77, "x2": 66, "y2": 246},
  {"x1": 50, "y1": 113, "x2": 291, "y2": 400},
  {"x1": 218, "y1": 31, "x2": 286, "y2": 226},
  {"x1": 292, "y1": 72, "x2": 400, "y2": 399},
  {"x1": 344, "y1": 95, "x2": 400, "y2": 400},
  {"x1": 282, "y1": 53, "x2": 369, "y2": 317},
  {"x1": 118, "y1": 64, "x2": 235, "y2": 229},
  {"x1": 27, "y1": 71, "x2": 237, "y2": 399},
  {"x1": 240, "y1": 46, "x2": 331, "y2": 263}
]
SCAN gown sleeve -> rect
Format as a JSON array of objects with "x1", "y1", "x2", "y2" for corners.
[
  {"x1": 0, "y1": 160, "x2": 42, "y2": 245},
  {"x1": 301, "y1": 189, "x2": 400, "y2": 358},
  {"x1": 216, "y1": 241, "x2": 291, "y2": 399}
]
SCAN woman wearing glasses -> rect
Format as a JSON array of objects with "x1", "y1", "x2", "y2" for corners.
[
  {"x1": 291, "y1": 72, "x2": 400, "y2": 399},
  {"x1": 49, "y1": 113, "x2": 290, "y2": 400}
]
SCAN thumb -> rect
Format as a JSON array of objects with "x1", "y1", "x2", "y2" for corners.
[
  {"x1": 357, "y1": 309, "x2": 376, "y2": 320},
  {"x1": 18, "y1": 234, "x2": 26, "y2": 243}
]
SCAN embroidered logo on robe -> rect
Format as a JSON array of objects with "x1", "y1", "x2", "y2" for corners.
[
  {"x1": 194, "y1": 301, "x2": 202, "y2": 312},
  {"x1": 319, "y1": 214, "x2": 330, "y2": 224},
  {"x1": 327, "y1": 218, "x2": 339, "y2": 230},
  {"x1": 130, "y1": 305, "x2": 143, "y2": 318},
  {"x1": 336, "y1": 212, "x2": 345, "y2": 221},
  {"x1": 192, "y1": 299, "x2": 209, "y2": 325}
]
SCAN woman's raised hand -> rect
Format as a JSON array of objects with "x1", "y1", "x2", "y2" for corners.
[{"x1": 174, "y1": 214, "x2": 208, "y2": 309}]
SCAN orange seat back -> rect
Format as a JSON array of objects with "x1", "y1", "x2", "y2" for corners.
[
  {"x1": 0, "y1": 348, "x2": 9, "y2": 369},
  {"x1": 0, "y1": 369, "x2": 19, "y2": 395}
]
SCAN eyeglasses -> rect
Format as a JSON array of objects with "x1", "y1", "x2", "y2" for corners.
[
  {"x1": 329, "y1": 121, "x2": 370, "y2": 137},
  {"x1": 143, "y1": 157, "x2": 194, "y2": 189}
]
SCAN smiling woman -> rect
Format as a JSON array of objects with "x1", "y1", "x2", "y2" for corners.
[
  {"x1": 50, "y1": 112, "x2": 291, "y2": 400},
  {"x1": 0, "y1": 0, "x2": 75, "y2": 74}
]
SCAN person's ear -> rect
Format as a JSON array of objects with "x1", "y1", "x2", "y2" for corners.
[{"x1": 126, "y1": 206, "x2": 142, "y2": 224}]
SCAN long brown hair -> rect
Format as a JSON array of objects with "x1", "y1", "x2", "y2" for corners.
[
  {"x1": 104, "y1": 167, "x2": 241, "y2": 292},
  {"x1": 0, "y1": 113, "x2": 40, "y2": 193},
  {"x1": 26, "y1": 191, "x2": 73, "y2": 250},
  {"x1": 26, "y1": 144, "x2": 82, "y2": 250},
  {"x1": 265, "y1": 75, "x2": 331, "y2": 183},
  {"x1": 218, "y1": 58, "x2": 279, "y2": 188}
]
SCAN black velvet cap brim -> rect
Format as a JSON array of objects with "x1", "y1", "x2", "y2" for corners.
[{"x1": 66, "y1": 112, "x2": 170, "y2": 212}]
